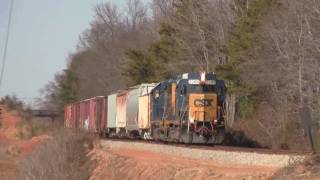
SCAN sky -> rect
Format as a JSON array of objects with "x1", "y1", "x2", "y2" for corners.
[{"x1": 0, "y1": 0, "x2": 129, "y2": 106}]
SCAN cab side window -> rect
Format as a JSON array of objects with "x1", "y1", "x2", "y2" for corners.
[{"x1": 181, "y1": 84, "x2": 187, "y2": 94}]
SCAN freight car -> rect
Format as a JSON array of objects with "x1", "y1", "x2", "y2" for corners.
[
  {"x1": 64, "y1": 96, "x2": 107, "y2": 134},
  {"x1": 106, "y1": 83, "x2": 157, "y2": 138},
  {"x1": 64, "y1": 72, "x2": 227, "y2": 144}
]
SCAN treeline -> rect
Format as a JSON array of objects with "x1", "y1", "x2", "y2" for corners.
[
  {"x1": 41, "y1": 0, "x2": 320, "y2": 151},
  {"x1": 0, "y1": 95, "x2": 33, "y2": 120}
]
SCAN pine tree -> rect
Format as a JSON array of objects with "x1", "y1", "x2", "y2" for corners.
[
  {"x1": 123, "y1": 23, "x2": 179, "y2": 84},
  {"x1": 216, "y1": 0, "x2": 276, "y2": 118}
]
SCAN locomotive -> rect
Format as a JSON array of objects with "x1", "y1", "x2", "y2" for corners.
[
  {"x1": 64, "y1": 72, "x2": 227, "y2": 144},
  {"x1": 150, "y1": 72, "x2": 226, "y2": 144}
]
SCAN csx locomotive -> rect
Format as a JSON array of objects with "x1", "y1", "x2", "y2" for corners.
[
  {"x1": 64, "y1": 72, "x2": 227, "y2": 144},
  {"x1": 150, "y1": 72, "x2": 226, "y2": 144}
]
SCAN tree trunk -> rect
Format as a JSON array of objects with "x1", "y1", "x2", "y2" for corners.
[{"x1": 225, "y1": 93, "x2": 236, "y2": 128}]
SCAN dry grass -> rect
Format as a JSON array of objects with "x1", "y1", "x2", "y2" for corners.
[
  {"x1": 314, "y1": 131, "x2": 320, "y2": 154},
  {"x1": 271, "y1": 155, "x2": 320, "y2": 180},
  {"x1": 16, "y1": 128, "x2": 96, "y2": 180},
  {"x1": 16, "y1": 119, "x2": 52, "y2": 140}
]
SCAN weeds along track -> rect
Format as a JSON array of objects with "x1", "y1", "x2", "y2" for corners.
[{"x1": 100, "y1": 138, "x2": 308, "y2": 168}]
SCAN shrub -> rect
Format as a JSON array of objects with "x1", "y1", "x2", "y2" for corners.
[
  {"x1": 16, "y1": 119, "x2": 52, "y2": 140},
  {"x1": 271, "y1": 155, "x2": 320, "y2": 179},
  {"x1": 0, "y1": 95, "x2": 24, "y2": 112},
  {"x1": 0, "y1": 95, "x2": 33, "y2": 120},
  {"x1": 16, "y1": 129, "x2": 96, "y2": 180}
]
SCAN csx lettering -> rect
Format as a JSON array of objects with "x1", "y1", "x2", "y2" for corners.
[{"x1": 194, "y1": 99, "x2": 213, "y2": 107}]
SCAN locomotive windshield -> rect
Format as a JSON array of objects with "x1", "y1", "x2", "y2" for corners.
[
  {"x1": 181, "y1": 83, "x2": 225, "y2": 96},
  {"x1": 178, "y1": 80, "x2": 226, "y2": 105},
  {"x1": 184, "y1": 84, "x2": 215, "y2": 93}
]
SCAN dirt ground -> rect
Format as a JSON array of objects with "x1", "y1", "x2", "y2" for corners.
[
  {"x1": 0, "y1": 106, "x2": 48, "y2": 180},
  {"x1": 89, "y1": 145, "x2": 279, "y2": 180}
]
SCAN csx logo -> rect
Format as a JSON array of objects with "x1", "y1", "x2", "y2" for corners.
[{"x1": 194, "y1": 99, "x2": 213, "y2": 107}]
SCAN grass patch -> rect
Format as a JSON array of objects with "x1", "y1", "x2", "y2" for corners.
[
  {"x1": 271, "y1": 155, "x2": 320, "y2": 179},
  {"x1": 16, "y1": 128, "x2": 96, "y2": 180},
  {"x1": 16, "y1": 119, "x2": 52, "y2": 140}
]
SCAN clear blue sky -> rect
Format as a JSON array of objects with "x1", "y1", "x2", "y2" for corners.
[{"x1": 0, "y1": 0, "x2": 128, "y2": 105}]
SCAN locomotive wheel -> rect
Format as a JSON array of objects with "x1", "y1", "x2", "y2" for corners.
[
  {"x1": 192, "y1": 134, "x2": 211, "y2": 144},
  {"x1": 179, "y1": 129, "x2": 193, "y2": 144},
  {"x1": 168, "y1": 127, "x2": 180, "y2": 142},
  {"x1": 206, "y1": 136, "x2": 215, "y2": 145}
]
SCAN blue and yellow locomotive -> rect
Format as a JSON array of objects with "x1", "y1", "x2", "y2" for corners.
[{"x1": 151, "y1": 72, "x2": 226, "y2": 144}]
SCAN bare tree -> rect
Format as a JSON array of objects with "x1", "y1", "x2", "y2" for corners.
[
  {"x1": 71, "y1": 0, "x2": 156, "y2": 98},
  {"x1": 126, "y1": 0, "x2": 148, "y2": 32},
  {"x1": 151, "y1": 0, "x2": 237, "y2": 71},
  {"x1": 95, "y1": 2, "x2": 122, "y2": 42},
  {"x1": 236, "y1": 0, "x2": 320, "y2": 150}
]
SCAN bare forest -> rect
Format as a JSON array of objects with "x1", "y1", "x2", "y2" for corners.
[{"x1": 41, "y1": 0, "x2": 320, "y2": 152}]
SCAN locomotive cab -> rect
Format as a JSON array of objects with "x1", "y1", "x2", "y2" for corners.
[{"x1": 151, "y1": 72, "x2": 226, "y2": 144}]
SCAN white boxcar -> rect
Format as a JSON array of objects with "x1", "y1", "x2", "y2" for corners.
[
  {"x1": 126, "y1": 84, "x2": 158, "y2": 132},
  {"x1": 116, "y1": 90, "x2": 128, "y2": 129},
  {"x1": 107, "y1": 93, "x2": 117, "y2": 128},
  {"x1": 138, "y1": 95, "x2": 151, "y2": 129}
]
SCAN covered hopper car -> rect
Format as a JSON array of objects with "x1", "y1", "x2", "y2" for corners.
[
  {"x1": 64, "y1": 72, "x2": 227, "y2": 144},
  {"x1": 106, "y1": 83, "x2": 157, "y2": 137}
]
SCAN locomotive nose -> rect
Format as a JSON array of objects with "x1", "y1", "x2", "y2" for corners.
[{"x1": 188, "y1": 93, "x2": 217, "y2": 122}]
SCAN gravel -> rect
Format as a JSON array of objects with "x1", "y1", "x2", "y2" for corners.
[{"x1": 101, "y1": 140, "x2": 306, "y2": 168}]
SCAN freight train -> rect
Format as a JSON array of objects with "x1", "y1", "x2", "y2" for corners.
[{"x1": 64, "y1": 72, "x2": 227, "y2": 144}]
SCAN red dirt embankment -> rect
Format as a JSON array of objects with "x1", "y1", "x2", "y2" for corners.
[
  {"x1": 0, "y1": 107, "x2": 20, "y2": 141},
  {"x1": 89, "y1": 142, "x2": 278, "y2": 180},
  {"x1": 0, "y1": 106, "x2": 48, "y2": 180}
]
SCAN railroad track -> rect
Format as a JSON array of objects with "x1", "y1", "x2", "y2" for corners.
[
  {"x1": 101, "y1": 137, "x2": 310, "y2": 155},
  {"x1": 100, "y1": 138, "x2": 308, "y2": 168}
]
